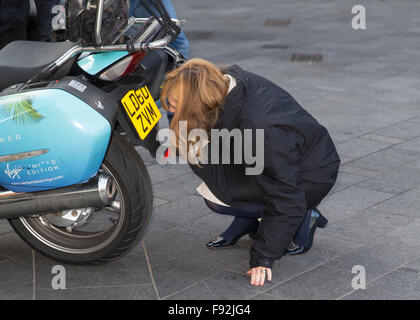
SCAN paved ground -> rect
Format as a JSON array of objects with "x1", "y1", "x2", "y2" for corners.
[{"x1": 1, "y1": 0, "x2": 420, "y2": 300}]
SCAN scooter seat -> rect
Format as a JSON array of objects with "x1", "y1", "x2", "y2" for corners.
[{"x1": 0, "y1": 40, "x2": 76, "y2": 90}]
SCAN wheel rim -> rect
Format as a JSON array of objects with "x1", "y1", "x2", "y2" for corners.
[{"x1": 18, "y1": 163, "x2": 127, "y2": 255}]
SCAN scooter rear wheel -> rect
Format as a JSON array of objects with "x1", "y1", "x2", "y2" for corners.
[{"x1": 8, "y1": 132, "x2": 153, "y2": 264}]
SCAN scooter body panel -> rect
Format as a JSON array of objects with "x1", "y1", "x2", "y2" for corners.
[{"x1": 0, "y1": 87, "x2": 112, "y2": 193}]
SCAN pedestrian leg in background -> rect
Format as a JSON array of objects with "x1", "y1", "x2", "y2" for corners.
[
  {"x1": 0, "y1": 0, "x2": 30, "y2": 49},
  {"x1": 34, "y1": 0, "x2": 60, "y2": 41}
]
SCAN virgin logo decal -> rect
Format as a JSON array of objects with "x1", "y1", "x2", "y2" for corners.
[{"x1": 5, "y1": 163, "x2": 22, "y2": 180}]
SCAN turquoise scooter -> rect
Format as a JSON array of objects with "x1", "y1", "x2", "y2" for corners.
[{"x1": 0, "y1": 0, "x2": 184, "y2": 264}]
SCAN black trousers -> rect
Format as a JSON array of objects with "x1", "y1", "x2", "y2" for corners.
[
  {"x1": 204, "y1": 198, "x2": 262, "y2": 239},
  {"x1": 204, "y1": 179, "x2": 334, "y2": 219},
  {"x1": 203, "y1": 176, "x2": 335, "y2": 240}
]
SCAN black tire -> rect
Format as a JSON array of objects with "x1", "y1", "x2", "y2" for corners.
[{"x1": 8, "y1": 132, "x2": 153, "y2": 264}]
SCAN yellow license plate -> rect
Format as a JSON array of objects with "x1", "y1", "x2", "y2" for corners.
[{"x1": 121, "y1": 86, "x2": 161, "y2": 140}]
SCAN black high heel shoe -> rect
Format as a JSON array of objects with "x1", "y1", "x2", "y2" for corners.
[
  {"x1": 286, "y1": 208, "x2": 328, "y2": 255},
  {"x1": 317, "y1": 209, "x2": 328, "y2": 228},
  {"x1": 206, "y1": 223, "x2": 259, "y2": 249}
]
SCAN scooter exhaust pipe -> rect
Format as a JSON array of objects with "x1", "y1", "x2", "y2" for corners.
[{"x1": 0, "y1": 174, "x2": 117, "y2": 220}]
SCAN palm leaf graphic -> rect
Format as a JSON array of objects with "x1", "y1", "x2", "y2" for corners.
[{"x1": 0, "y1": 97, "x2": 44, "y2": 125}]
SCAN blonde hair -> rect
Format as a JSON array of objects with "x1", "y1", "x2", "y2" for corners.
[{"x1": 161, "y1": 58, "x2": 229, "y2": 156}]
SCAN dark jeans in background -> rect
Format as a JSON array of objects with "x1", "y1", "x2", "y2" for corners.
[
  {"x1": 0, "y1": 0, "x2": 29, "y2": 48},
  {"x1": 0, "y1": 0, "x2": 59, "y2": 49},
  {"x1": 34, "y1": 0, "x2": 59, "y2": 41}
]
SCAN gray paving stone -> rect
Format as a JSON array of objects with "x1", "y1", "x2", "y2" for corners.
[
  {"x1": 251, "y1": 293, "x2": 279, "y2": 300},
  {"x1": 166, "y1": 271, "x2": 276, "y2": 300},
  {"x1": 0, "y1": 232, "x2": 32, "y2": 258},
  {"x1": 410, "y1": 116, "x2": 420, "y2": 124},
  {"x1": 36, "y1": 284, "x2": 157, "y2": 300},
  {"x1": 338, "y1": 164, "x2": 380, "y2": 179},
  {"x1": 330, "y1": 172, "x2": 368, "y2": 194},
  {"x1": 167, "y1": 212, "x2": 234, "y2": 242},
  {"x1": 321, "y1": 208, "x2": 414, "y2": 245},
  {"x1": 341, "y1": 60, "x2": 389, "y2": 75},
  {"x1": 407, "y1": 258, "x2": 420, "y2": 271},
  {"x1": 312, "y1": 231, "x2": 364, "y2": 253},
  {"x1": 361, "y1": 134, "x2": 404, "y2": 145},
  {"x1": 345, "y1": 147, "x2": 420, "y2": 173},
  {"x1": 368, "y1": 76, "x2": 420, "y2": 91},
  {"x1": 144, "y1": 229, "x2": 207, "y2": 268},
  {"x1": 136, "y1": 146, "x2": 156, "y2": 166},
  {"x1": 310, "y1": 97, "x2": 413, "y2": 134},
  {"x1": 143, "y1": 224, "x2": 249, "y2": 270},
  {"x1": 195, "y1": 244, "x2": 251, "y2": 270},
  {"x1": 389, "y1": 102, "x2": 420, "y2": 117},
  {"x1": 389, "y1": 219, "x2": 420, "y2": 242},
  {"x1": 326, "y1": 235, "x2": 420, "y2": 283},
  {"x1": 317, "y1": 186, "x2": 394, "y2": 222},
  {"x1": 378, "y1": 87, "x2": 420, "y2": 104},
  {"x1": 153, "y1": 173, "x2": 203, "y2": 201},
  {"x1": 405, "y1": 158, "x2": 420, "y2": 170},
  {"x1": 372, "y1": 120, "x2": 420, "y2": 140},
  {"x1": 264, "y1": 263, "x2": 353, "y2": 300},
  {"x1": 34, "y1": 243, "x2": 152, "y2": 290},
  {"x1": 146, "y1": 215, "x2": 178, "y2": 236},
  {"x1": 372, "y1": 186, "x2": 420, "y2": 218},
  {"x1": 0, "y1": 281, "x2": 33, "y2": 300},
  {"x1": 0, "y1": 253, "x2": 33, "y2": 297},
  {"x1": 357, "y1": 166, "x2": 420, "y2": 194},
  {"x1": 151, "y1": 194, "x2": 212, "y2": 226},
  {"x1": 363, "y1": 208, "x2": 417, "y2": 227},
  {"x1": 326, "y1": 80, "x2": 387, "y2": 104},
  {"x1": 394, "y1": 136, "x2": 420, "y2": 153},
  {"x1": 153, "y1": 197, "x2": 169, "y2": 208},
  {"x1": 0, "y1": 220, "x2": 12, "y2": 236},
  {"x1": 338, "y1": 156, "x2": 354, "y2": 165},
  {"x1": 147, "y1": 163, "x2": 192, "y2": 185},
  {"x1": 336, "y1": 138, "x2": 392, "y2": 159},
  {"x1": 341, "y1": 266, "x2": 420, "y2": 300},
  {"x1": 151, "y1": 255, "x2": 243, "y2": 299}
]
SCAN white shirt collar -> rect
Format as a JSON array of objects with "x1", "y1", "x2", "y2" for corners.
[{"x1": 224, "y1": 74, "x2": 237, "y2": 94}]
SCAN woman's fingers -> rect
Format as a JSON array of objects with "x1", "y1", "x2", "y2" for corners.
[
  {"x1": 260, "y1": 269, "x2": 267, "y2": 286},
  {"x1": 246, "y1": 267, "x2": 271, "y2": 286},
  {"x1": 267, "y1": 268, "x2": 272, "y2": 282},
  {"x1": 249, "y1": 268, "x2": 258, "y2": 285},
  {"x1": 253, "y1": 268, "x2": 261, "y2": 286}
]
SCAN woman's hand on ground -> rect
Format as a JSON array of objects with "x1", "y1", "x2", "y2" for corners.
[{"x1": 246, "y1": 267, "x2": 272, "y2": 286}]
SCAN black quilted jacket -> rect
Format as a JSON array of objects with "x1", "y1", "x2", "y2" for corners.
[{"x1": 189, "y1": 65, "x2": 340, "y2": 268}]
